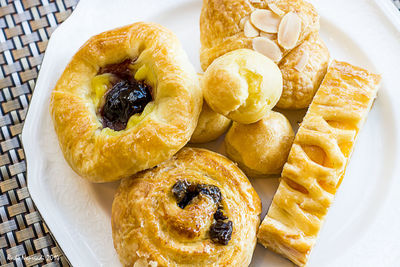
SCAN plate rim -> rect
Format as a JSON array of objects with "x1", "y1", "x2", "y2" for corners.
[{"x1": 22, "y1": 0, "x2": 400, "y2": 266}]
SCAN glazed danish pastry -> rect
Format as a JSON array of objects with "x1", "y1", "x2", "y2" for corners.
[
  {"x1": 257, "y1": 61, "x2": 381, "y2": 266},
  {"x1": 112, "y1": 148, "x2": 261, "y2": 267},
  {"x1": 50, "y1": 23, "x2": 202, "y2": 183}
]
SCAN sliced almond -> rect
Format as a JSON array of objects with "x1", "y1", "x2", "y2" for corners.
[
  {"x1": 250, "y1": 0, "x2": 262, "y2": 3},
  {"x1": 239, "y1": 16, "x2": 249, "y2": 30},
  {"x1": 294, "y1": 50, "x2": 309, "y2": 72},
  {"x1": 260, "y1": 32, "x2": 277, "y2": 40},
  {"x1": 244, "y1": 20, "x2": 260, "y2": 37},
  {"x1": 252, "y1": 37, "x2": 282, "y2": 62},
  {"x1": 268, "y1": 3, "x2": 285, "y2": 17},
  {"x1": 250, "y1": 9, "x2": 281, "y2": 33},
  {"x1": 278, "y1": 12, "x2": 302, "y2": 49}
]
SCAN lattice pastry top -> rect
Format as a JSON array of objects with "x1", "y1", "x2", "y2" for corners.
[{"x1": 257, "y1": 60, "x2": 381, "y2": 266}]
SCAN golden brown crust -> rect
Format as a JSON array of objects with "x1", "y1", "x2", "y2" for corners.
[
  {"x1": 200, "y1": 0, "x2": 320, "y2": 71},
  {"x1": 277, "y1": 33, "x2": 330, "y2": 109},
  {"x1": 257, "y1": 61, "x2": 381, "y2": 266},
  {"x1": 225, "y1": 111, "x2": 294, "y2": 177},
  {"x1": 50, "y1": 23, "x2": 202, "y2": 183},
  {"x1": 112, "y1": 148, "x2": 261, "y2": 267},
  {"x1": 202, "y1": 49, "x2": 283, "y2": 124},
  {"x1": 190, "y1": 102, "x2": 232, "y2": 143}
]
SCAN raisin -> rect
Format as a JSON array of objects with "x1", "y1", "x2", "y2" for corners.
[
  {"x1": 197, "y1": 184, "x2": 222, "y2": 204},
  {"x1": 172, "y1": 181, "x2": 223, "y2": 209},
  {"x1": 172, "y1": 180, "x2": 190, "y2": 203},
  {"x1": 172, "y1": 180, "x2": 196, "y2": 209},
  {"x1": 209, "y1": 220, "x2": 233, "y2": 245},
  {"x1": 172, "y1": 180, "x2": 233, "y2": 245},
  {"x1": 213, "y1": 207, "x2": 228, "y2": 221}
]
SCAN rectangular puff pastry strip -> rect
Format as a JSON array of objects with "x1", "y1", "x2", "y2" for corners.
[{"x1": 257, "y1": 60, "x2": 381, "y2": 266}]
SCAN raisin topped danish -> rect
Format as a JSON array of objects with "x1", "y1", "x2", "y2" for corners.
[
  {"x1": 50, "y1": 23, "x2": 202, "y2": 183},
  {"x1": 112, "y1": 148, "x2": 261, "y2": 267}
]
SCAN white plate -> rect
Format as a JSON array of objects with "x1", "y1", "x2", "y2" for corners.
[{"x1": 22, "y1": 0, "x2": 400, "y2": 266}]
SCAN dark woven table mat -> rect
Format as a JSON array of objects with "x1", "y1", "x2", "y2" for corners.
[
  {"x1": 0, "y1": 0, "x2": 399, "y2": 266},
  {"x1": 0, "y1": 1, "x2": 78, "y2": 266}
]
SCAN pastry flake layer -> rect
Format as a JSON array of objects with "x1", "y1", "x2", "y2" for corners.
[{"x1": 257, "y1": 60, "x2": 381, "y2": 266}]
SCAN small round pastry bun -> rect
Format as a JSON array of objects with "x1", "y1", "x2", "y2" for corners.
[
  {"x1": 202, "y1": 49, "x2": 283, "y2": 124},
  {"x1": 50, "y1": 22, "x2": 202, "y2": 183},
  {"x1": 112, "y1": 147, "x2": 261, "y2": 267},
  {"x1": 190, "y1": 101, "x2": 231, "y2": 143},
  {"x1": 225, "y1": 111, "x2": 294, "y2": 177}
]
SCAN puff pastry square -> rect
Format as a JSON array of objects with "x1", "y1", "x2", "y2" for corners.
[{"x1": 257, "y1": 60, "x2": 381, "y2": 266}]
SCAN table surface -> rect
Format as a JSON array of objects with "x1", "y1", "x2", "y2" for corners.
[{"x1": 0, "y1": 1, "x2": 399, "y2": 266}]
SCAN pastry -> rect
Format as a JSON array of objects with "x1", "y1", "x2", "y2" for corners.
[
  {"x1": 50, "y1": 22, "x2": 202, "y2": 183},
  {"x1": 190, "y1": 101, "x2": 231, "y2": 143},
  {"x1": 277, "y1": 33, "x2": 330, "y2": 109},
  {"x1": 112, "y1": 148, "x2": 261, "y2": 266},
  {"x1": 257, "y1": 60, "x2": 381, "y2": 266},
  {"x1": 200, "y1": 0, "x2": 327, "y2": 110},
  {"x1": 225, "y1": 111, "x2": 294, "y2": 177},
  {"x1": 202, "y1": 49, "x2": 282, "y2": 124},
  {"x1": 200, "y1": 0, "x2": 320, "y2": 70}
]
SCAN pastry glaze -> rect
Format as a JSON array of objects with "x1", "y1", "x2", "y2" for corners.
[
  {"x1": 225, "y1": 111, "x2": 294, "y2": 177},
  {"x1": 112, "y1": 148, "x2": 261, "y2": 266},
  {"x1": 200, "y1": 0, "x2": 320, "y2": 71},
  {"x1": 257, "y1": 61, "x2": 381, "y2": 266},
  {"x1": 50, "y1": 23, "x2": 202, "y2": 183},
  {"x1": 277, "y1": 33, "x2": 330, "y2": 109}
]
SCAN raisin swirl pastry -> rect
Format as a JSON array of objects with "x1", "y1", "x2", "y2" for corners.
[
  {"x1": 200, "y1": 0, "x2": 330, "y2": 109},
  {"x1": 112, "y1": 148, "x2": 261, "y2": 266},
  {"x1": 50, "y1": 23, "x2": 202, "y2": 182}
]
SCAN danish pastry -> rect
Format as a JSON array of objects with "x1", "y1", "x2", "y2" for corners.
[
  {"x1": 257, "y1": 61, "x2": 381, "y2": 266},
  {"x1": 112, "y1": 148, "x2": 261, "y2": 266},
  {"x1": 202, "y1": 49, "x2": 282, "y2": 124},
  {"x1": 190, "y1": 101, "x2": 231, "y2": 143},
  {"x1": 50, "y1": 22, "x2": 202, "y2": 183},
  {"x1": 277, "y1": 33, "x2": 330, "y2": 109},
  {"x1": 225, "y1": 111, "x2": 294, "y2": 177}
]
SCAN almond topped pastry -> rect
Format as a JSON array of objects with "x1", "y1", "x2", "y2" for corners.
[
  {"x1": 257, "y1": 60, "x2": 381, "y2": 266},
  {"x1": 200, "y1": 0, "x2": 330, "y2": 109}
]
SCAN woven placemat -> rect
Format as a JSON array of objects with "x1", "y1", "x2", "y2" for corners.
[
  {"x1": 0, "y1": 1, "x2": 399, "y2": 267},
  {"x1": 0, "y1": 1, "x2": 78, "y2": 266}
]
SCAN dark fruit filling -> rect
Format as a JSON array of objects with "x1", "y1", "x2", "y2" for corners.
[
  {"x1": 209, "y1": 220, "x2": 233, "y2": 245},
  {"x1": 213, "y1": 207, "x2": 228, "y2": 221},
  {"x1": 98, "y1": 59, "x2": 152, "y2": 131},
  {"x1": 172, "y1": 180, "x2": 222, "y2": 209},
  {"x1": 172, "y1": 180, "x2": 233, "y2": 245},
  {"x1": 100, "y1": 80, "x2": 152, "y2": 131}
]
